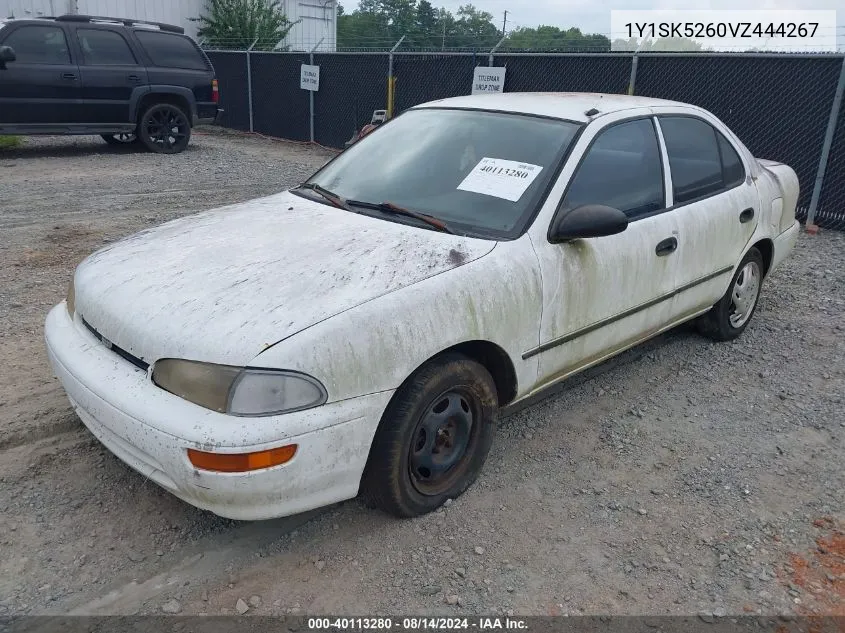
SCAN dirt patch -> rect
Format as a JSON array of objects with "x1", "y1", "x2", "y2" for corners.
[
  {"x1": 781, "y1": 518, "x2": 845, "y2": 616},
  {"x1": 16, "y1": 225, "x2": 103, "y2": 269}
]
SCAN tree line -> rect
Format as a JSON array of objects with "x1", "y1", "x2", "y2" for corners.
[{"x1": 195, "y1": 0, "x2": 705, "y2": 52}]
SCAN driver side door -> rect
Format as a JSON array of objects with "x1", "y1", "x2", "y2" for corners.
[
  {"x1": 0, "y1": 23, "x2": 82, "y2": 126},
  {"x1": 531, "y1": 116, "x2": 680, "y2": 388}
]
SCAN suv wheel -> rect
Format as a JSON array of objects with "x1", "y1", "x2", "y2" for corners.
[
  {"x1": 138, "y1": 103, "x2": 191, "y2": 154},
  {"x1": 101, "y1": 133, "x2": 138, "y2": 146}
]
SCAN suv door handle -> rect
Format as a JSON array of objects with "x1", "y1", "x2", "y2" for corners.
[
  {"x1": 127, "y1": 74, "x2": 141, "y2": 82},
  {"x1": 61, "y1": 72, "x2": 78, "y2": 80},
  {"x1": 655, "y1": 236, "x2": 678, "y2": 257},
  {"x1": 740, "y1": 207, "x2": 755, "y2": 223}
]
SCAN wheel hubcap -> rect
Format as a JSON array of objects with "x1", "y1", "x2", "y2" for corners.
[
  {"x1": 409, "y1": 391, "x2": 475, "y2": 496},
  {"x1": 729, "y1": 261, "x2": 761, "y2": 328},
  {"x1": 145, "y1": 108, "x2": 188, "y2": 150}
]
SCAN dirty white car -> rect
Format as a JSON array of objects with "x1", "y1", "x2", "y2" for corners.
[{"x1": 45, "y1": 93, "x2": 800, "y2": 520}]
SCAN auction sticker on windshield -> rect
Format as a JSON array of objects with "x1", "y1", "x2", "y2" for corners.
[{"x1": 457, "y1": 158, "x2": 543, "y2": 202}]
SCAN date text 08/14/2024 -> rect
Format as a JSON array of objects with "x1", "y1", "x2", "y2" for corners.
[{"x1": 307, "y1": 618, "x2": 529, "y2": 630}]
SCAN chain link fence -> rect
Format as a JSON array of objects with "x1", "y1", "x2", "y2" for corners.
[{"x1": 203, "y1": 47, "x2": 845, "y2": 231}]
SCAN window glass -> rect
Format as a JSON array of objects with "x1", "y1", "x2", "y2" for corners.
[
  {"x1": 307, "y1": 108, "x2": 581, "y2": 238},
  {"x1": 77, "y1": 29, "x2": 136, "y2": 65},
  {"x1": 135, "y1": 31, "x2": 208, "y2": 70},
  {"x1": 717, "y1": 131, "x2": 745, "y2": 188},
  {"x1": 660, "y1": 116, "x2": 725, "y2": 203},
  {"x1": 3, "y1": 25, "x2": 70, "y2": 64},
  {"x1": 561, "y1": 118, "x2": 665, "y2": 218}
]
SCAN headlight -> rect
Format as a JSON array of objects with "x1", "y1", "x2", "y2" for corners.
[
  {"x1": 66, "y1": 276, "x2": 75, "y2": 316},
  {"x1": 152, "y1": 359, "x2": 327, "y2": 417}
]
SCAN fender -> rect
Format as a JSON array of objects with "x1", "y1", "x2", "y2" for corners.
[{"x1": 130, "y1": 85, "x2": 197, "y2": 123}]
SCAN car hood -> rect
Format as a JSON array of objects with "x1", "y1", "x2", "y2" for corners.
[{"x1": 74, "y1": 190, "x2": 496, "y2": 366}]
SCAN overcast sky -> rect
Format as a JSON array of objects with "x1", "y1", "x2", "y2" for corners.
[{"x1": 337, "y1": 0, "x2": 844, "y2": 49}]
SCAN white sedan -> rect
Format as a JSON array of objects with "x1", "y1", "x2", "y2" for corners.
[{"x1": 45, "y1": 93, "x2": 800, "y2": 520}]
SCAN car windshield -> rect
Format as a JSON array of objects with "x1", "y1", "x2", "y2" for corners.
[{"x1": 302, "y1": 108, "x2": 582, "y2": 239}]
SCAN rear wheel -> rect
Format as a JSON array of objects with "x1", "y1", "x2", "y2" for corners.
[
  {"x1": 697, "y1": 247, "x2": 764, "y2": 341},
  {"x1": 101, "y1": 133, "x2": 138, "y2": 146},
  {"x1": 360, "y1": 354, "x2": 497, "y2": 517},
  {"x1": 138, "y1": 103, "x2": 191, "y2": 154}
]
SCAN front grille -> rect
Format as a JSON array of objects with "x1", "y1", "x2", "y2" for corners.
[{"x1": 81, "y1": 317, "x2": 149, "y2": 371}]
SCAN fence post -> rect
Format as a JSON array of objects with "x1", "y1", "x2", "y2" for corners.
[
  {"x1": 488, "y1": 36, "x2": 506, "y2": 67},
  {"x1": 806, "y1": 55, "x2": 845, "y2": 233},
  {"x1": 309, "y1": 38, "x2": 324, "y2": 144},
  {"x1": 387, "y1": 35, "x2": 406, "y2": 119},
  {"x1": 627, "y1": 40, "x2": 647, "y2": 96},
  {"x1": 246, "y1": 38, "x2": 258, "y2": 133}
]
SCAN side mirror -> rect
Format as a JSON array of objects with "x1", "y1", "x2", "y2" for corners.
[
  {"x1": 549, "y1": 204, "x2": 628, "y2": 243},
  {"x1": 0, "y1": 46, "x2": 15, "y2": 69}
]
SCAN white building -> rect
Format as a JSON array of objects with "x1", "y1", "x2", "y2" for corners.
[{"x1": 0, "y1": 0, "x2": 337, "y2": 50}]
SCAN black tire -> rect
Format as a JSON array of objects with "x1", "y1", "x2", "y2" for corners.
[
  {"x1": 137, "y1": 103, "x2": 191, "y2": 154},
  {"x1": 360, "y1": 353, "x2": 498, "y2": 518},
  {"x1": 101, "y1": 133, "x2": 138, "y2": 146},
  {"x1": 697, "y1": 247, "x2": 764, "y2": 342}
]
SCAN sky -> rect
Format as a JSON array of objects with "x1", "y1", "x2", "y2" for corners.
[{"x1": 337, "y1": 0, "x2": 845, "y2": 50}]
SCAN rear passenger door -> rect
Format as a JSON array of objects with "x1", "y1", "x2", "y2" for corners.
[
  {"x1": 74, "y1": 27, "x2": 148, "y2": 123},
  {"x1": 0, "y1": 23, "x2": 81, "y2": 125},
  {"x1": 655, "y1": 113, "x2": 759, "y2": 321},
  {"x1": 534, "y1": 115, "x2": 679, "y2": 386}
]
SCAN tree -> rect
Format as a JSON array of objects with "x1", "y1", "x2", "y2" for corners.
[
  {"x1": 452, "y1": 4, "x2": 499, "y2": 47},
  {"x1": 506, "y1": 25, "x2": 610, "y2": 51},
  {"x1": 612, "y1": 36, "x2": 705, "y2": 52},
  {"x1": 195, "y1": 0, "x2": 297, "y2": 51}
]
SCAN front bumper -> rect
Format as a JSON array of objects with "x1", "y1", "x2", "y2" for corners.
[{"x1": 44, "y1": 303, "x2": 393, "y2": 521}]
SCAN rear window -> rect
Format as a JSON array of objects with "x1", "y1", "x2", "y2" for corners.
[{"x1": 134, "y1": 31, "x2": 207, "y2": 70}]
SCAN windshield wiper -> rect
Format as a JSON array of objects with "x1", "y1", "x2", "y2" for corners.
[
  {"x1": 347, "y1": 200, "x2": 454, "y2": 234},
  {"x1": 294, "y1": 183, "x2": 350, "y2": 210}
]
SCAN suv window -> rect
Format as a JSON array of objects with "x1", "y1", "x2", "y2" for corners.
[
  {"x1": 2, "y1": 25, "x2": 70, "y2": 64},
  {"x1": 659, "y1": 116, "x2": 739, "y2": 204},
  {"x1": 561, "y1": 118, "x2": 665, "y2": 218},
  {"x1": 77, "y1": 28, "x2": 137, "y2": 65},
  {"x1": 134, "y1": 31, "x2": 207, "y2": 70}
]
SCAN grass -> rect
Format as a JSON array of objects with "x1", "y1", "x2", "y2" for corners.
[{"x1": 0, "y1": 135, "x2": 21, "y2": 149}]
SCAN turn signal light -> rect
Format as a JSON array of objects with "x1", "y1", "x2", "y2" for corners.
[{"x1": 187, "y1": 445, "x2": 297, "y2": 473}]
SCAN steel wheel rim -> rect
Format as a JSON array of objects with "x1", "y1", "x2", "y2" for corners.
[
  {"x1": 145, "y1": 108, "x2": 188, "y2": 150},
  {"x1": 408, "y1": 388, "x2": 479, "y2": 496},
  {"x1": 729, "y1": 260, "x2": 761, "y2": 328}
]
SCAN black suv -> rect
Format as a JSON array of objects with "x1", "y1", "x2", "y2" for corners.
[{"x1": 0, "y1": 14, "x2": 220, "y2": 154}]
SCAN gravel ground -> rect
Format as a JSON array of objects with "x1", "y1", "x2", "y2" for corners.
[{"x1": 0, "y1": 130, "x2": 843, "y2": 619}]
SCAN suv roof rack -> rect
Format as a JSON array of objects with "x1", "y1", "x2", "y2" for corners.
[{"x1": 54, "y1": 14, "x2": 185, "y2": 34}]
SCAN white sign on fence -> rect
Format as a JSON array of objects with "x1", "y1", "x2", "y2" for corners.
[
  {"x1": 300, "y1": 64, "x2": 320, "y2": 91},
  {"x1": 472, "y1": 67, "x2": 506, "y2": 95}
]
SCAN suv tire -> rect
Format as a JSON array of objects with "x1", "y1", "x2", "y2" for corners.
[{"x1": 138, "y1": 103, "x2": 191, "y2": 154}]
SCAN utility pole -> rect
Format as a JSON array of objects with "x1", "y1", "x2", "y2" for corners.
[
  {"x1": 502, "y1": 10, "x2": 508, "y2": 37},
  {"x1": 441, "y1": 9, "x2": 446, "y2": 51}
]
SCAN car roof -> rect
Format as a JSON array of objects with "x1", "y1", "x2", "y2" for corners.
[{"x1": 414, "y1": 92, "x2": 693, "y2": 123}]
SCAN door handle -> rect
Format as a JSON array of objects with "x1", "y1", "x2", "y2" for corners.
[
  {"x1": 61, "y1": 72, "x2": 78, "y2": 80},
  {"x1": 655, "y1": 236, "x2": 678, "y2": 257},
  {"x1": 739, "y1": 207, "x2": 755, "y2": 223},
  {"x1": 127, "y1": 74, "x2": 141, "y2": 82}
]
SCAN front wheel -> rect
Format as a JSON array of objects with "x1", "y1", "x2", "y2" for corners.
[
  {"x1": 138, "y1": 103, "x2": 191, "y2": 154},
  {"x1": 360, "y1": 354, "x2": 498, "y2": 517},
  {"x1": 101, "y1": 133, "x2": 138, "y2": 146},
  {"x1": 697, "y1": 247, "x2": 764, "y2": 341}
]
